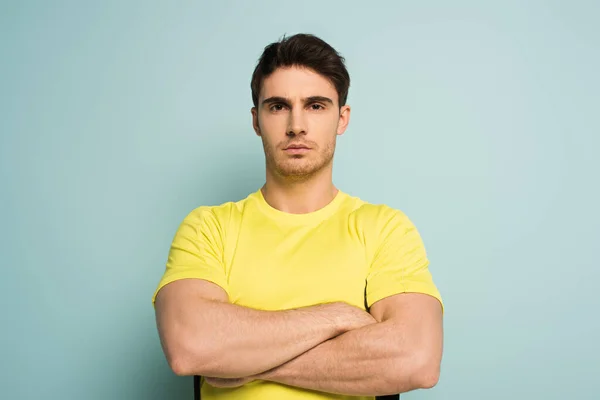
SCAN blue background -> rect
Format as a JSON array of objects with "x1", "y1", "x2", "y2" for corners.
[{"x1": 1, "y1": 1, "x2": 598, "y2": 399}]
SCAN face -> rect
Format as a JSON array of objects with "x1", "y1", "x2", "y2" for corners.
[{"x1": 252, "y1": 66, "x2": 350, "y2": 181}]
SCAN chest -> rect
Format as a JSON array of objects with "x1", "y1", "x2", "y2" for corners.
[{"x1": 225, "y1": 219, "x2": 369, "y2": 311}]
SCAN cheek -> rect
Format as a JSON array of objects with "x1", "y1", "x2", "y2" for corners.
[
  {"x1": 325, "y1": 112, "x2": 341, "y2": 129},
  {"x1": 261, "y1": 116, "x2": 288, "y2": 139},
  {"x1": 261, "y1": 113, "x2": 286, "y2": 128},
  {"x1": 310, "y1": 114, "x2": 340, "y2": 136}
]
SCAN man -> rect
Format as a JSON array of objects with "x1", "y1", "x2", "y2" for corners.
[{"x1": 152, "y1": 33, "x2": 444, "y2": 400}]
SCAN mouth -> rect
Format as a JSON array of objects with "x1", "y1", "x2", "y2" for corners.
[
  {"x1": 283, "y1": 144, "x2": 311, "y2": 154},
  {"x1": 283, "y1": 143, "x2": 311, "y2": 154}
]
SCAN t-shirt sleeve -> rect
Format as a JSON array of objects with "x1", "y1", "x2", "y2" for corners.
[
  {"x1": 366, "y1": 208, "x2": 443, "y2": 311},
  {"x1": 152, "y1": 207, "x2": 228, "y2": 305}
]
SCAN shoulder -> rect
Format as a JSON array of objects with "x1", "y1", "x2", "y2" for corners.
[
  {"x1": 176, "y1": 194, "x2": 253, "y2": 239},
  {"x1": 342, "y1": 193, "x2": 424, "y2": 253},
  {"x1": 346, "y1": 193, "x2": 411, "y2": 229},
  {"x1": 182, "y1": 192, "x2": 255, "y2": 225}
]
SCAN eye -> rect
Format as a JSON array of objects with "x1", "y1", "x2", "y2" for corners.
[
  {"x1": 309, "y1": 103, "x2": 325, "y2": 111},
  {"x1": 270, "y1": 104, "x2": 286, "y2": 112}
]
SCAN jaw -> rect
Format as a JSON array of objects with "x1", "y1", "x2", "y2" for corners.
[{"x1": 266, "y1": 153, "x2": 335, "y2": 184}]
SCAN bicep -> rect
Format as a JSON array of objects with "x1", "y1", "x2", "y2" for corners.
[
  {"x1": 155, "y1": 278, "x2": 229, "y2": 329},
  {"x1": 155, "y1": 278, "x2": 228, "y2": 310},
  {"x1": 155, "y1": 279, "x2": 229, "y2": 360},
  {"x1": 370, "y1": 292, "x2": 441, "y2": 322},
  {"x1": 370, "y1": 292, "x2": 443, "y2": 359}
]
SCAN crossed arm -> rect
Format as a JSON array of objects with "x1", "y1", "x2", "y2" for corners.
[
  {"x1": 154, "y1": 278, "x2": 443, "y2": 396},
  {"x1": 254, "y1": 291, "x2": 443, "y2": 396}
]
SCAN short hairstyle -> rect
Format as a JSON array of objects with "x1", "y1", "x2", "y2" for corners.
[{"x1": 250, "y1": 33, "x2": 350, "y2": 108}]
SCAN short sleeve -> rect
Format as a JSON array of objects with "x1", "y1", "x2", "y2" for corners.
[
  {"x1": 366, "y1": 209, "x2": 443, "y2": 311},
  {"x1": 152, "y1": 207, "x2": 228, "y2": 305}
]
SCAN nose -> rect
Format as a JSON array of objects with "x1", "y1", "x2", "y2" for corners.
[{"x1": 287, "y1": 108, "x2": 307, "y2": 136}]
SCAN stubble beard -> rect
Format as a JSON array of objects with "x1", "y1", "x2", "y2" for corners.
[{"x1": 263, "y1": 139, "x2": 336, "y2": 183}]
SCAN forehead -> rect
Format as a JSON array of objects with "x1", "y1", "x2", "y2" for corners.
[{"x1": 260, "y1": 66, "x2": 337, "y2": 102}]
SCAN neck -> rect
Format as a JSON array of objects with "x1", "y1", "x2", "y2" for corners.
[{"x1": 261, "y1": 168, "x2": 338, "y2": 214}]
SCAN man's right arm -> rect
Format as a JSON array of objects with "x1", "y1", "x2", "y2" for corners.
[{"x1": 154, "y1": 278, "x2": 375, "y2": 379}]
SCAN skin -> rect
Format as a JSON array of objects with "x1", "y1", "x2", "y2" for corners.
[{"x1": 205, "y1": 294, "x2": 443, "y2": 395}]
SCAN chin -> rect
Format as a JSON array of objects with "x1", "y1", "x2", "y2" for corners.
[
  {"x1": 269, "y1": 154, "x2": 333, "y2": 179},
  {"x1": 279, "y1": 168, "x2": 315, "y2": 178},
  {"x1": 277, "y1": 163, "x2": 328, "y2": 179}
]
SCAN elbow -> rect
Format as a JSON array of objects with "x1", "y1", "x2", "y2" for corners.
[
  {"x1": 414, "y1": 366, "x2": 440, "y2": 389},
  {"x1": 168, "y1": 355, "x2": 192, "y2": 376},
  {"x1": 388, "y1": 352, "x2": 440, "y2": 393},
  {"x1": 166, "y1": 347, "x2": 199, "y2": 376},
  {"x1": 411, "y1": 352, "x2": 441, "y2": 389},
  {"x1": 164, "y1": 339, "x2": 213, "y2": 377},
  {"x1": 168, "y1": 350, "x2": 215, "y2": 377}
]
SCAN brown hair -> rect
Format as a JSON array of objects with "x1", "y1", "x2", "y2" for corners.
[{"x1": 250, "y1": 33, "x2": 350, "y2": 108}]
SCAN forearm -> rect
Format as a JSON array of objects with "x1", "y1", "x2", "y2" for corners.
[
  {"x1": 258, "y1": 320, "x2": 422, "y2": 396},
  {"x1": 162, "y1": 299, "x2": 343, "y2": 378}
]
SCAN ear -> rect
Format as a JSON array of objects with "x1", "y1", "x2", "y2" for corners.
[
  {"x1": 336, "y1": 105, "x2": 351, "y2": 136},
  {"x1": 251, "y1": 107, "x2": 261, "y2": 136}
]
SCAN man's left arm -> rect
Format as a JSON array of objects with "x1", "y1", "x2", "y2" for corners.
[
  {"x1": 206, "y1": 292, "x2": 442, "y2": 396},
  {"x1": 258, "y1": 292, "x2": 442, "y2": 396}
]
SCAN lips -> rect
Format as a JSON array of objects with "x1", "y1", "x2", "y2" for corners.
[
  {"x1": 284, "y1": 144, "x2": 310, "y2": 150},
  {"x1": 283, "y1": 144, "x2": 311, "y2": 155}
]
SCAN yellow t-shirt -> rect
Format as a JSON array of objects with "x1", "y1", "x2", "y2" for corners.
[{"x1": 153, "y1": 189, "x2": 443, "y2": 400}]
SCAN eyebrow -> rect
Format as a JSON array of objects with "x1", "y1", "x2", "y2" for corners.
[{"x1": 261, "y1": 96, "x2": 334, "y2": 107}]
